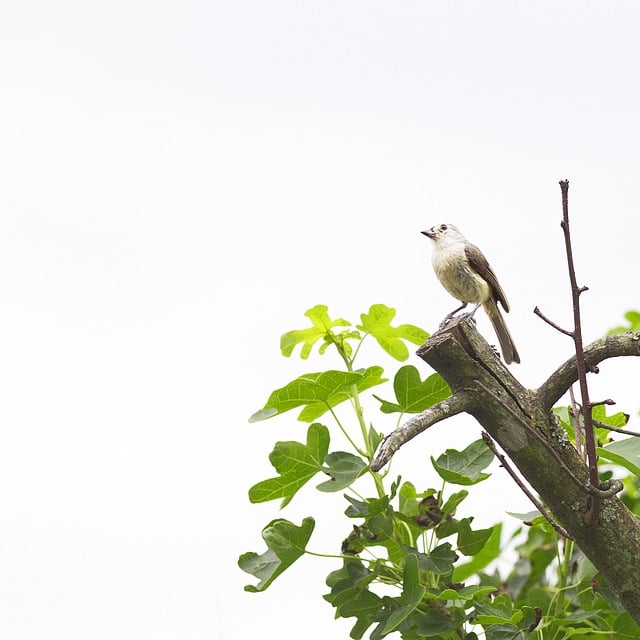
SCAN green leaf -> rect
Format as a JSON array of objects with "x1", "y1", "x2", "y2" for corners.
[
  {"x1": 238, "y1": 517, "x2": 315, "y2": 592},
  {"x1": 482, "y1": 624, "x2": 524, "y2": 640},
  {"x1": 474, "y1": 593, "x2": 523, "y2": 626},
  {"x1": 404, "y1": 542, "x2": 458, "y2": 575},
  {"x1": 280, "y1": 304, "x2": 351, "y2": 358},
  {"x1": 316, "y1": 452, "x2": 367, "y2": 492},
  {"x1": 248, "y1": 423, "x2": 329, "y2": 506},
  {"x1": 344, "y1": 494, "x2": 390, "y2": 518},
  {"x1": 506, "y1": 510, "x2": 544, "y2": 523},
  {"x1": 367, "y1": 425, "x2": 384, "y2": 456},
  {"x1": 592, "y1": 404, "x2": 630, "y2": 429},
  {"x1": 324, "y1": 560, "x2": 383, "y2": 639},
  {"x1": 413, "y1": 606, "x2": 468, "y2": 637},
  {"x1": 249, "y1": 370, "x2": 364, "y2": 422},
  {"x1": 437, "y1": 584, "x2": 496, "y2": 602},
  {"x1": 441, "y1": 490, "x2": 469, "y2": 516},
  {"x1": 298, "y1": 366, "x2": 387, "y2": 422},
  {"x1": 598, "y1": 437, "x2": 640, "y2": 477},
  {"x1": 374, "y1": 366, "x2": 450, "y2": 414},
  {"x1": 374, "y1": 554, "x2": 426, "y2": 637},
  {"x1": 453, "y1": 523, "x2": 502, "y2": 580},
  {"x1": 431, "y1": 439, "x2": 494, "y2": 485},
  {"x1": 456, "y1": 518, "x2": 494, "y2": 556},
  {"x1": 607, "y1": 310, "x2": 640, "y2": 335},
  {"x1": 357, "y1": 303, "x2": 429, "y2": 361},
  {"x1": 613, "y1": 611, "x2": 640, "y2": 638}
]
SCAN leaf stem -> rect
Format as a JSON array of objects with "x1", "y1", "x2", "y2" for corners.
[{"x1": 328, "y1": 406, "x2": 367, "y2": 457}]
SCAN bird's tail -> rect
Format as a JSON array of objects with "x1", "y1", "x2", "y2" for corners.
[{"x1": 483, "y1": 300, "x2": 520, "y2": 364}]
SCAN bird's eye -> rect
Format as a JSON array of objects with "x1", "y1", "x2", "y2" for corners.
[{"x1": 440, "y1": 224, "x2": 448, "y2": 231}]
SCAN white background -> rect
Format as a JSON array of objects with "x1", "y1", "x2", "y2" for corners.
[{"x1": 1, "y1": 1, "x2": 638, "y2": 638}]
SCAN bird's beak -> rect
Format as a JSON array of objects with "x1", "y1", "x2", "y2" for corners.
[{"x1": 421, "y1": 229, "x2": 435, "y2": 239}]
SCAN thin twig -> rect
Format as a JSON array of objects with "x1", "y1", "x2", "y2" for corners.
[
  {"x1": 482, "y1": 432, "x2": 573, "y2": 540},
  {"x1": 593, "y1": 419, "x2": 640, "y2": 438},
  {"x1": 558, "y1": 180, "x2": 600, "y2": 525},
  {"x1": 533, "y1": 306, "x2": 574, "y2": 337},
  {"x1": 591, "y1": 399, "x2": 616, "y2": 407}
]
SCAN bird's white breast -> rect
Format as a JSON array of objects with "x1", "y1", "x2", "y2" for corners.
[{"x1": 431, "y1": 240, "x2": 491, "y2": 304}]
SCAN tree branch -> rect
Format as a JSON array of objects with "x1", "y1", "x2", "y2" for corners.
[
  {"x1": 370, "y1": 391, "x2": 473, "y2": 472},
  {"x1": 537, "y1": 332, "x2": 640, "y2": 410},
  {"x1": 481, "y1": 431, "x2": 573, "y2": 540}
]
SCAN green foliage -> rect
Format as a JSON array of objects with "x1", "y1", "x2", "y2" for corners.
[
  {"x1": 374, "y1": 366, "x2": 451, "y2": 414},
  {"x1": 240, "y1": 304, "x2": 640, "y2": 638},
  {"x1": 431, "y1": 440, "x2": 494, "y2": 486},
  {"x1": 607, "y1": 310, "x2": 640, "y2": 335},
  {"x1": 238, "y1": 517, "x2": 315, "y2": 592}
]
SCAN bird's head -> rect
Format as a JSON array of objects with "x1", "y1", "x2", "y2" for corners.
[{"x1": 421, "y1": 223, "x2": 462, "y2": 242}]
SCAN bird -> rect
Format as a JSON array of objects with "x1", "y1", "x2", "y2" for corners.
[{"x1": 421, "y1": 223, "x2": 520, "y2": 364}]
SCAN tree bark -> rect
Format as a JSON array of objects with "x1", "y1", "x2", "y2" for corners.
[{"x1": 372, "y1": 315, "x2": 640, "y2": 623}]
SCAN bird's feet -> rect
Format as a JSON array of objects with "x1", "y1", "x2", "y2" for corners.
[
  {"x1": 461, "y1": 311, "x2": 477, "y2": 325},
  {"x1": 438, "y1": 314, "x2": 455, "y2": 330}
]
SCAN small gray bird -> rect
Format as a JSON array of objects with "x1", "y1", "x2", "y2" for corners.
[{"x1": 422, "y1": 223, "x2": 520, "y2": 364}]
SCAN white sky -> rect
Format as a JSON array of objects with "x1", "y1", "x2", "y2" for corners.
[{"x1": 1, "y1": 1, "x2": 639, "y2": 638}]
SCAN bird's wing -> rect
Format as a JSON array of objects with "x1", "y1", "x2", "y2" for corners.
[{"x1": 464, "y1": 243, "x2": 510, "y2": 312}]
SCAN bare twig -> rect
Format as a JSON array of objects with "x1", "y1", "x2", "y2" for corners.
[
  {"x1": 558, "y1": 180, "x2": 600, "y2": 524},
  {"x1": 533, "y1": 306, "x2": 574, "y2": 337},
  {"x1": 591, "y1": 399, "x2": 616, "y2": 407},
  {"x1": 482, "y1": 432, "x2": 573, "y2": 540},
  {"x1": 593, "y1": 419, "x2": 639, "y2": 438}
]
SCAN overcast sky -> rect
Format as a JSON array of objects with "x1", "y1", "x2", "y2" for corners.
[{"x1": 1, "y1": 1, "x2": 639, "y2": 639}]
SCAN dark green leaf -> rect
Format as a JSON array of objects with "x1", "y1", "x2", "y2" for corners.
[
  {"x1": 413, "y1": 606, "x2": 468, "y2": 637},
  {"x1": 248, "y1": 423, "x2": 329, "y2": 506},
  {"x1": 316, "y1": 452, "x2": 367, "y2": 492},
  {"x1": 344, "y1": 494, "x2": 390, "y2": 518},
  {"x1": 374, "y1": 366, "x2": 450, "y2": 414},
  {"x1": 249, "y1": 370, "x2": 364, "y2": 422},
  {"x1": 368, "y1": 507, "x2": 395, "y2": 541},
  {"x1": 441, "y1": 490, "x2": 469, "y2": 516},
  {"x1": 404, "y1": 542, "x2": 458, "y2": 575},
  {"x1": 453, "y1": 524, "x2": 502, "y2": 580},
  {"x1": 613, "y1": 611, "x2": 640, "y2": 638},
  {"x1": 280, "y1": 304, "x2": 351, "y2": 358},
  {"x1": 456, "y1": 518, "x2": 494, "y2": 556},
  {"x1": 474, "y1": 593, "x2": 523, "y2": 626},
  {"x1": 483, "y1": 624, "x2": 523, "y2": 640},
  {"x1": 431, "y1": 439, "x2": 494, "y2": 485},
  {"x1": 374, "y1": 554, "x2": 426, "y2": 637},
  {"x1": 357, "y1": 304, "x2": 429, "y2": 361},
  {"x1": 238, "y1": 517, "x2": 315, "y2": 592},
  {"x1": 324, "y1": 560, "x2": 383, "y2": 639}
]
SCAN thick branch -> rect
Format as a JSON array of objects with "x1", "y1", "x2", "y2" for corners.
[
  {"x1": 371, "y1": 391, "x2": 473, "y2": 472},
  {"x1": 374, "y1": 318, "x2": 640, "y2": 623},
  {"x1": 538, "y1": 332, "x2": 640, "y2": 410}
]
